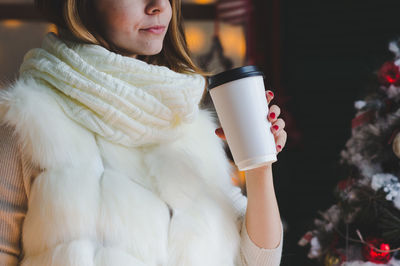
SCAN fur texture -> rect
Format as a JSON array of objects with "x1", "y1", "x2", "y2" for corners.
[
  {"x1": 18, "y1": 32, "x2": 206, "y2": 148},
  {"x1": 0, "y1": 77, "x2": 242, "y2": 266}
]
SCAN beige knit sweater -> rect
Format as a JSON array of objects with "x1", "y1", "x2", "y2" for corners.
[{"x1": 0, "y1": 123, "x2": 283, "y2": 266}]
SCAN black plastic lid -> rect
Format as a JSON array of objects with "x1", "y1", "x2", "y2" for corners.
[{"x1": 207, "y1": 65, "x2": 265, "y2": 91}]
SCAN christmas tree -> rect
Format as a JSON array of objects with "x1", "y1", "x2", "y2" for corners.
[{"x1": 299, "y1": 40, "x2": 400, "y2": 265}]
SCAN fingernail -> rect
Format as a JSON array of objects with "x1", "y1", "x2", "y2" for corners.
[
  {"x1": 273, "y1": 125, "x2": 279, "y2": 131},
  {"x1": 267, "y1": 91, "x2": 274, "y2": 98},
  {"x1": 215, "y1": 128, "x2": 221, "y2": 135},
  {"x1": 269, "y1": 112, "x2": 276, "y2": 119},
  {"x1": 277, "y1": 145, "x2": 282, "y2": 151}
]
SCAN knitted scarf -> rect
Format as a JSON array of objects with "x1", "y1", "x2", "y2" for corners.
[{"x1": 18, "y1": 32, "x2": 206, "y2": 147}]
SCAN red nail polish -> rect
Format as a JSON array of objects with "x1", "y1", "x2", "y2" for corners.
[
  {"x1": 268, "y1": 91, "x2": 274, "y2": 98},
  {"x1": 269, "y1": 112, "x2": 276, "y2": 119},
  {"x1": 273, "y1": 125, "x2": 279, "y2": 131},
  {"x1": 277, "y1": 145, "x2": 282, "y2": 150}
]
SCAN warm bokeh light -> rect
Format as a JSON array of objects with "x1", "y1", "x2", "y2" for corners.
[
  {"x1": 184, "y1": 21, "x2": 246, "y2": 70},
  {"x1": 220, "y1": 25, "x2": 246, "y2": 59},
  {"x1": 238, "y1": 170, "x2": 246, "y2": 186},
  {"x1": 3, "y1": 20, "x2": 23, "y2": 28},
  {"x1": 231, "y1": 161, "x2": 246, "y2": 187},
  {"x1": 192, "y1": 0, "x2": 215, "y2": 4},
  {"x1": 185, "y1": 25, "x2": 206, "y2": 53},
  {"x1": 47, "y1": 24, "x2": 58, "y2": 34}
]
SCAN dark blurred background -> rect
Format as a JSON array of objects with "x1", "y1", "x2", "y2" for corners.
[
  {"x1": 275, "y1": 1, "x2": 400, "y2": 265},
  {"x1": 2, "y1": 0, "x2": 400, "y2": 265}
]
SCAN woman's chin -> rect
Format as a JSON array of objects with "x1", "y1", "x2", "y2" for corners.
[
  {"x1": 126, "y1": 47, "x2": 163, "y2": 58},
  {"x1": 110, "y1": 42, "x2": 163, "y2": 58},
  {"x1": 141, "y1": 46, "x2": 163, "y2": 56}
]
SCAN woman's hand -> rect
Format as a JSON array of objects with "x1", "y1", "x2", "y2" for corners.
[
  {"x1": 214, "y1": 90, "x2": 287, "y2": 153},
  {"x1": 214, "y1": 90, "x2": 284, "y2": 249}
]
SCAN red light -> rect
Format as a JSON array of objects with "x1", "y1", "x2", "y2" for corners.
[{"x1": 362, "y1": 237, "x2": 391, "y2": 264}]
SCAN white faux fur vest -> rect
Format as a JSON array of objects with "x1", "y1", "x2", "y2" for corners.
[{"x1": 0, "y1": 77, "x2": 243, "y2": 265}]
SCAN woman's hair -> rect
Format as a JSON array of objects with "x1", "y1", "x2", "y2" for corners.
[{"x1": 34, "y1": 0, "x2": 209, "y2": 77}]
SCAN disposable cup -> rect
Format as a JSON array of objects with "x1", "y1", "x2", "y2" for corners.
[{"x1": 207, "y1": 65, "x2": 277, "y2": 171}]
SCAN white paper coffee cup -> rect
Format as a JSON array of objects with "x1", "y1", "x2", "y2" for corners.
[{"x1": 207, "y1": 66, "x2": 277, "y2": 171}]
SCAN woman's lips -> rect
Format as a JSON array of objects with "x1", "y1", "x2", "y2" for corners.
[{"x1": 140, "y1": 26, "x2": 166, "y2": 34}]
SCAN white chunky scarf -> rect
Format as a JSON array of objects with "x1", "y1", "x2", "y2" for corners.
[{"x1": 18, "y1": 32, "x2": 206, "y2": 147}]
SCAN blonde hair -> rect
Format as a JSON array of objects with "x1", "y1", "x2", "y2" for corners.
[{"x1": 34, "y1": 0, "x2": 209, "y2": 77}]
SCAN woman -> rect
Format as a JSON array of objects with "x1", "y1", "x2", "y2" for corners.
[{"x1": 0, "y1": 0, "x2": 287, "y2": 265}]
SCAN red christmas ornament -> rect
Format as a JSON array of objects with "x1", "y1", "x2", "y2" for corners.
[
  {"x1": 362, "y1": 237, "x2": 391, "y2": 264},
  {"x1": 378, "y1": 61, "x2": 400, "y2": 86}
]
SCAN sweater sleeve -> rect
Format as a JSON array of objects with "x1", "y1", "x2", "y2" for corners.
[
  {"x1": 227, "y1": 185, "x2": 283, "y2": 266},
  {"x1": 0, "y1": 124, "x2": 32, "y2": 265}
]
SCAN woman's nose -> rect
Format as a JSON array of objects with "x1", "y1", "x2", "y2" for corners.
[{"x1": 146, "y1": 0, "x2": 169, "y2": 15}]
